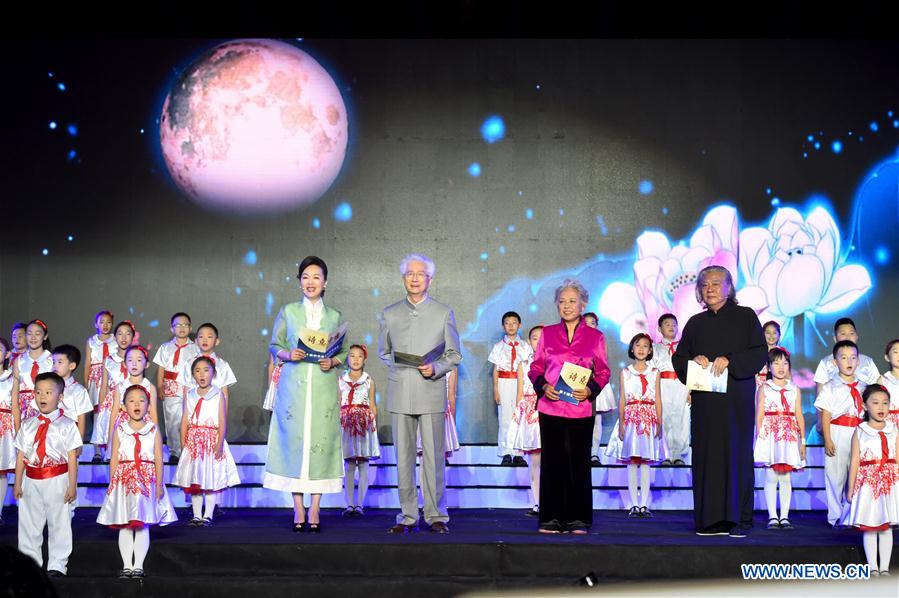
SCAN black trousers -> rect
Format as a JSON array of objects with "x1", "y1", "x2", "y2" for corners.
[
  {"x1": 691, "y1": 382, "x2": 756, "y2": 530},
  {"x1": 538, "y1": 412, "x2": 595, "y2": 527}
]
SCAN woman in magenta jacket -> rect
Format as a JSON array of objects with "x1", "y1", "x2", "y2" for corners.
[{"x1": 528, "y1": 279, "x2": 611, "y2": 534}]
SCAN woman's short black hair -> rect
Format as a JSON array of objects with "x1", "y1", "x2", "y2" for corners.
[{"x1": 297, "y1": 256, "x2": 328, "y2": 296}]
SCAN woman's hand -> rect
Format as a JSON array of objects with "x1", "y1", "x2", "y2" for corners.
[
  {"x1": 711, "y1": 356, "x2": 730, "y2": 377},
  {"x1": 572, "y1": 388, "x2": 590, "y2": 402},
  {"x1": 290, "y1": 349, "x2": 306, "y2": 362},
  {"x1": 543, "y1": 384, "x2": 560, "y2": 401},
  {"x1": 824, "y1": 438, "x2": 836, "y2": 457},
  {"x1": 319, "y1": 358, "x2": 335, "y2": 372},
  {"x1": 693, "y1": 355, "x2": 710, "y2": 368},
  {"x1": 618, "y1": 425, "x2": 625, "y2": 441},
  {"x1": 799, "y1": 444, "x2": 807, "y2": 460},
  {"x1": 156, "y1": 483, "x2": 165, "y2": 501}
]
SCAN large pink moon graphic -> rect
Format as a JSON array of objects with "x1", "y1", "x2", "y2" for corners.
[{"x1": 160, "y1": 39, "x2": 348, "y2": 214}]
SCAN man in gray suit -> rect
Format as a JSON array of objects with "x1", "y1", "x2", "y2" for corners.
[{"x1": 378, "y1": 253, "x2": 462, "y2": 534}]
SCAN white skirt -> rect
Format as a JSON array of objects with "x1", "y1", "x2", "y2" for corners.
[
  {"x1": 605, "y1": 408, "x2": 669, "y2": 464},
  {"x1": 845, "y1": 463, "x2": 899, "y2": 529},
  {"x1": 0, "y1": 409, "x2": 15, "y2": 472},
  {"x1": 96, "y1": 461, "x2": 178, "y2": 527},
  {"x1": 172, "y1": 426, "x2": 241, "y2": 493},
  {"x1": 341, "y1": 406, "x2": 381, "y2": 460},
  {"x1": 594, "y1": 384, "x2": 617, "y2": 413},
  {"x1": 753, "y1": 416, "x2": 805, "y2": 470},
  {"x1": 507, "y1": 395, "x2": 540, "y2": 452},
  {"x1": 90, "y1": 389, "x2": 115, "y2": 446}
]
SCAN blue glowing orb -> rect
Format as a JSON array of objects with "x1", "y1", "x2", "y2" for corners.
[
  {"x1": 312, "y1": 218, "x2": 321, "y2": 229},
  {"x1": 244, "y1": 250, "x2": 257, "y2": 265},
  {"x1": 468, "y1": 162, "x2": 482, "y2": 177},
  {"x1": 638, "y1": 180, "x2": 654, "y2": 195},
  {"x1": 832, "y1": 141, "x2": 843, "y2": 154},
  {"x1": 334, "y1": 202, "x2": 353, "y2": 222},
  {"x1": 480, "y1": 116, "x2": 505, "y2": 144},
  {"x1": 875, "y1": 246, "x2": 890, "y2": 264}
]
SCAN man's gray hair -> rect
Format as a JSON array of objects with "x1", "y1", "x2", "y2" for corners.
[
  {"x1": 400, "y1": 253, "x2": 436, "y2": 277},
  {"x1": 554, "y1": 278, "x2": 589, "y2": 306},
  {"x1": 694, "y1": 265, "x2": 737, "y2": 307}
]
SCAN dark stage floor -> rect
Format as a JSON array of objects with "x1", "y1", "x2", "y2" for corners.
[{"x1": 0, "y1": 508, "x2": 889, "y2": 597}]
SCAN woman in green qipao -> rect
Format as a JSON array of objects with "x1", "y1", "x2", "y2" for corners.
[{"x1": 264, "y1": 256, "x2": 348, "y2": 533}]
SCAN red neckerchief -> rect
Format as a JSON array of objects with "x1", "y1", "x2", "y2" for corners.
[
  {"x1": 33, "y1": 414, "x2": 52, "y2": 465},
  {"x1": 505, "y1": 338, "x2": 518, "y2": 369},
  {"x1": 172, "y1": 342, "x2": 190, "y2": 366},
  {"x1": 846, "y1": 381, "x2": 863, "y2": 416}
]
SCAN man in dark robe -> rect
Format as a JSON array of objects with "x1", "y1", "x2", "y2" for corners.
[{"x1": 672, "y1": 266, "x2": 767, "y2": 537}]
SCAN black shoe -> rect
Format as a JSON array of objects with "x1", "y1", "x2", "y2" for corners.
[
  {"x1": 696, "y1": 523, "x2": 730, "y2": 536},
  {"x1": 91, "y1": 453, "x2": 102, "y2": 464},
  {"x1": 47, "y1": 570, "x2": 65, "y2": 578},
  {"x1": 627, "y1": 506, "x2": 640, "y2": 518},
  {"x1": 729, "y1": 524, "x2": 751, "y2": 538},
  {"x1": 131, "y1": 568, "x2": 145, "y2": 578},
  {"x1": 501, "y1": 455, "x2": 513, "y2": 466},
  {"x1": 293, "y1": 522, "x2": 307, "y2": 533},
  {"x1": 766, "y1": 518, "x2": 780, "y2": 529},
  {"x1": 118, "y1": 569, "x2": 132, "y2": 578},
  {"x1": 639, "y1": 506, "x2": 653, "y2": 519},
  {"x1": 779, "y1": 518, "x2": 793, "y2": 529},
  {"x1": 169, "y1": 454, "x2": 179, "y2": 466},
  {"x1": 512, "y1": 456, "x2": 526, "y2": 467},
  {"x1": 308, "y1": 522, "x2": 321, "y2": 533},
  {"x1": 538, "y1": 520, "x2": 565, "y2": 534},
  {"x1": 591, "y1": 456, "x2": 601, "y2": 467},
  {"x1": 526, "y1": 505, "x2": 539, "y2": 517}
]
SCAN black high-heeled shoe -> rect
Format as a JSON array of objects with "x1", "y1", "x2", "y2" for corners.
[
  {"x1": 293, "y1": 522, "x2": 307, "y2": 533},
  {"x1": 308, "y1": 522, "x2": 321, "y2": 533}
]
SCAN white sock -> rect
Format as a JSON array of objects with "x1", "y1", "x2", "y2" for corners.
[
  {"x1": 344, "y1": 460, "x2": 357, "y2": 506},
  {"x1": 639, "y1": 464, "x2": 650, "y2": 508},
  {"x1": 879, "y1": 529, "x2": 893, "y2": 573},
  {"x1": 133, "y1": 528, "x2": 150, "y2": 571},
  {"x1": 357, "y1": 461, "x2": 370, "y2": 507},
  {"x1": 118, "y1": 529, "x2": 135, "y2": 569},
  {"x1": 764, "y1": 468, "x2": 778, "y2": 520},
  {"x1": 191, "y1": 494, "x2": 203, "y2": 519},
  {"x1": 203, "y1": 493, "x2": 217, "y2": 520},
  {"x1": 863, "y1": 532, "x2": 879, "y2": 570},
  {"x1": 778, "y1": 472, "x2": 792, "y2": 521},
  {"x1": 627, "y1": 464, "x2": 639, "y2": 508},
  {"x1": 529, "y1": 453, "x2": 541, "y2": 505},
  {"x1": 0, "y1": 476, "x2": 7, "y2": 517}
]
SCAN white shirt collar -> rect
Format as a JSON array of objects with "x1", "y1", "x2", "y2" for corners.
[{"x1": 407, "y1": 294, "x2": 429, "y2": 307}]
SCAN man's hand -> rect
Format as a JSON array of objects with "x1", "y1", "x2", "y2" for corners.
[{"x1": 418, "y1": 364, "x2": 435, "y2": 378}]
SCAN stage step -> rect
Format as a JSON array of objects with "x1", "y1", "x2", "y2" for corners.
[
  {"x1": 66, "y1": 461, "x2": 827, "y2": 488},
  {"x1": 74, "y1": 443, "x2": 829, "y2": 467},
  {"x1": 2, "y1": 444, "x2": 829, "y2": 510},
  {"x1": 13, "y1": 483, "x2": 824, "y2": 511}
]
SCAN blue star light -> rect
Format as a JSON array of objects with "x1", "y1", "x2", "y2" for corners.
[
  {"x1": 832, "y1": 141, "x2": 843, "y2": 154},
  {"x1": 468, "y1": 163, "x2": 482, "y2": 177},
  {"x1": 244, "y1": 250, "x2": 257, "y2": 265},
  {"x1": 312, "y1": 218, "x2": 321, "y2": 229},
  {"x1": 638, "y1": 180, "x2": 654, "y2": 195},
  {"x1": 49, "y1": 121, "x2": 57, "y2": 130},
  {"x1": 67, "y1": 124, "x2": 77, "y2": 137},
  {"x1": 525, "y1": 208, "x2": 534, "y2": 220},
  {"x1": 875, "y1": 246, "x2": 890, "y2": 265}
]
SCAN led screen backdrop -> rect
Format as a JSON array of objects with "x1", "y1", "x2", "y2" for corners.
[{"x1": 2, "y1": 39, "x2": 897, "y2": 443}]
